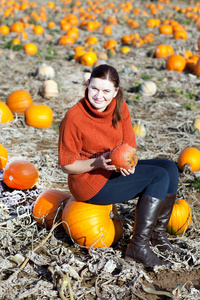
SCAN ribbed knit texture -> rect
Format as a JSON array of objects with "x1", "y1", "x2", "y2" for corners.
[{"x1": 58, "y1": 97, "x2": 137, "y2": 201}]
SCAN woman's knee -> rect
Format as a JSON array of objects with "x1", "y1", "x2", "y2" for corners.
[
  {"x1": 160, "y1": 159, "x2": 178, "y2": 176},
  {"x1": 143, "y1": 167, "x2": 170, "y2": 200}
]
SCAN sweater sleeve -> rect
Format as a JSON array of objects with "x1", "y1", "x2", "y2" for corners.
[
  {"x1": 122, "y1": 101, "x2": 137, "y2": 148},
  {"x1": 58, "y1": 107, "x2": 82, "y2": 166}
]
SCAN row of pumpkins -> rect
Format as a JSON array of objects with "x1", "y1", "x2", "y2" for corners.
[
  {"x1": 0, "y1": 64, "x2": 58, "y2": 128},
  {"x1": 0, "y1": 141, "x2": 198, "y2": 248}
]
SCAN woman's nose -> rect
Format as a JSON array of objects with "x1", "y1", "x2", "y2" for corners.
[{"x1": 96, "y1": 90, "x2": 103, "y2": 98}]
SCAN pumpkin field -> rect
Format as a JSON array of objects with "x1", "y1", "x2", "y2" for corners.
[{"x1": 1, "y1": 0, "x2": 200, "y2": 299}]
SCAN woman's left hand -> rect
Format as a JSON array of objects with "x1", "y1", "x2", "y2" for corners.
[{"x1": 119, "y1": 167, "x2": 135, "y2": 176}]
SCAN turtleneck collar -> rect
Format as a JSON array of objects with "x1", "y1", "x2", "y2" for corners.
[{"x1": 77, "y1": 91, "x2": 116, "y2": 122}]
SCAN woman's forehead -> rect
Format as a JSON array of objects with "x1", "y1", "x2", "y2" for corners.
[{"x1": 89, "y1": 77, "x2": 115, "y2": 89}]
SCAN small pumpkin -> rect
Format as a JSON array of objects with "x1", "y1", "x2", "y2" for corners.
[
  {"x1": 159, "y1": 24, "x2": 173, "y2": 35},
  {"x1": 33, "y1": 25, "x2": 44, "y2": 35},
  {"x1": 193, "y1": 118, "x2": 200, "y2": 133},
  {"x1": 0, "y1": 102, "x2": 14, "y2": 123},
  {"x1": 58, "y1": 35, "x2": 76, "y2": 46},
  {"x1": 121, "y1": 47, "x2": 130, "y2": 54},
  {"x1": 166, "y1": 54, "x2": 186, "y2": 72},
  {"x1": 23, "y1": 43, "x2": 38, "y2": 55},
  {"x1": 3, "y1": 160, "x2": 39, "y2": 190},
  {"x1": 66, "y1": 27, "x2": 79, "y2": 40},
  {"x1": 10, "y1": 22, "x2": 24, "y2": 33},
  {"x1": 194, "y1": 57, "x2": 200, "y2": 76},
  {"x1": 48, "y1": 21, "x2": 55, "y2": 29},
  {"x1": 178, "y1": 147, "x2": 200, "y2": 171},
  {"x1": 102, "y1": 25, "x2": 112, "y2": 35},
  {"x1": 25, "y1": 104, "x2": 53, "y2": 128},
  {"x1": 79, "y1": 52, "x2": 97, "y2": 66},
  {"x1": 40, "y1": 80, "x2": 58, "y2": 99},
  {"x1": 187, "y1": 55, "x2": 200, "y2": 73},
  {"x1": 155, "y1": 44, "x2": 174, "y2": 59},
  {"x1": 33, "y1": 189, "x2": 71, "y2": 229},
  {"x1": 110, "y1": 142, "x2": 138, "y2": 170},
  {"x1": 103, "y1": 39, "x2": 118, "y2": 50},
  {"x1": 0, "y1": 144, "x2": 8, "y2": 169},
  {"x1": 85, "y1": 36, "x2": 98, "y2": 45},
  {"x1": 139, "y1": 81, "x2": 157, "y2": 96},
  {"x1": 35, "y1": 63, "x2": 55, "y2": 79},
  {"x1": 62, "y1": 196, "x2": 123, "y2": 248},
  {"x1": 6, "y1": 90, "x2": 33, "y2": 115},
  {"x1": 167, "y1": 199, "x2": 192, "y2": 235},
  {"x1": 173, "y1": 30, "x2": 187, "y2": 40},
  {"x1": 133, "y1": 122, "x2": 147, "y2": 137},
  {"x1": 0, "y1": 25, "x2": 10, "y2": 35}
]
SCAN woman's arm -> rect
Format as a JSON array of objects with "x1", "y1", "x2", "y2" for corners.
[
  {"x1": 61, "y1": 153, "x2": 136, "y2": 176},
  {"x1": 61, "y1": 153, "x2": 117, "y2": 175}
]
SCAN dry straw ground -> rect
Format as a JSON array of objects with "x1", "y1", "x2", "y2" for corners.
[{"x1": 0, "y1": 0, "x2": 200, "y2": 299}]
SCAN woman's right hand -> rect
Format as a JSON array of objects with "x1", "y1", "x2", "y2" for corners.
[{"x1": 94, "y1": 152, "x2": 117, "y2": 171}]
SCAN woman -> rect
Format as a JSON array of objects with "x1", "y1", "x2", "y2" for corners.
[{"x1": 58, "y1": 64, "x2": 180, "y2": 267}]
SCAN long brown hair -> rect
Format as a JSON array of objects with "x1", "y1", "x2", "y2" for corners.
[{"x1": 87, "y1": 64, "x2": 123, "y2": 128}]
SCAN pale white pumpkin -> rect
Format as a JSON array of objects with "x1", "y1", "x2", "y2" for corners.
[
  {"x1": 83, "y1": 72, "x2": 91, "y2": 83},
  {"x1": 139, "y1": 81, "x2": 157, "y2": 96},
  {"x1": 36, "y1": 63, "x2": 55, "y2": 79},
  {"x1": 41, "y1": 80, "x2": 58, "y2": 98}
]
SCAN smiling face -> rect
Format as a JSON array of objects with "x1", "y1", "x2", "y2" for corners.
[{"x1": 87, "y1": 77, "x2": 119, "y2": 112}]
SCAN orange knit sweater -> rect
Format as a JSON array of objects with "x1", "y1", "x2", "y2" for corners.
[{"x1": 58, "y1": 97, "x2": 137, "y2": 201}]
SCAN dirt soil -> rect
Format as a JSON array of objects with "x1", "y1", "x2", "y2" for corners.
[{"x1": 0, "y1": 0, "x2": 200, "y2": 299}]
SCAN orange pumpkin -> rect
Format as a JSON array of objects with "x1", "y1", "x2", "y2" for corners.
[
  {"x1": 66, "y1": 27, "x2": 79, "y2": 39},
  {"x1": 166, "y1": 54, "x2": 186, "y2": 72},
  {"x1": 110, "y1": 142, "x2": 138, "y2": 170},
  {"x1": 85, "y1": 36, "x2": 98, "y2": 45},
  {"x1": 62, "y1": 196, "x2": 123, "y2": 248},
  {"x1": 194, "y1": 57, "x2": 200, "y2": 76},
  {"x1": 10, "y1": 22, "x2": 24, "y2": 33},
  {"x1": 33, "y1": 189, "x2": 71, "y2": 229},
  {"x1": 107, "y1": 16, "x2": 118, "y2": 26},
  {"x1": 0, "y1": 25, "x2": 10, "y2": 35},
  {"x1": 154, "y1": 44, "x2": 167, "y2": 58},
  {"x1": 104, "y1": 39, "x2": 117, "y2": 50},
  {"x1": 3, "y1": 160, "x2": 39, "y2": 190},
  {"x1": 173, "y1": 30, "x2": 188, "y2": 40},
  {"x1": 178, "y1": 147, "x2": 200, "y2": 171},
  {"x1": 167, "y1": 199, "x2": 192, "y2": 235},
  {"x1": 73, "y1": 49, "x2": 87, "y2": 61},
  {"x1": 102, "y1": 25, "x2": 112, "y2": 35},
  {"x1": 0, "y1": 144, "x2": 8, "y2": 169},
  {"x1": 79, "y1": 52, "x2": 97, "y2": 66},
  {"x1": 33, "y1": 25, "x2": 44, "y2": 35},
  {"x1": 155, "y1": 44, "x2": 174, "y2": 59},
  {"x1": 0, "y1": 102, "x2": 14, "y2": 123},
  {"x1": 23, "y1": 43, "x2": 38, "y2": 55},
  {"x1": 6, "y1": 90, "x2": 34, "y2": 115},
  {"x1": 25, "y1": 104, "x2": 53, "y2": 128},
  {"x1": 48, "y1": 21, "x2": 55, "y2": 29},
  {"x1": 187, "y1": 54, "x2": 200, "y2": 73},
  {"x1": 121, "y1": 35, "x2": 132, "y2": 45},
  {"x1": 60, "y1": 21, "x2": 71, "y2": 31},
  {"x1": 159, "y1": 24, "x2": 173, "y2": 35},
  {"x1": 58, "y1": 35, "x2": 75, "y2": 45}
]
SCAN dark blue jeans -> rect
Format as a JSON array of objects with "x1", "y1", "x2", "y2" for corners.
[{"x1": 86, "y1": 159, "x2": 179, "y2": 205}]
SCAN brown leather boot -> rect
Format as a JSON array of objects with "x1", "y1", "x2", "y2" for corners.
[
  {"x1": 125, "y1": 194, "x2": 169, "y2": 267},
  {"x1": 151, "y1": 193, "x2": 181, "y2": 253}
]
